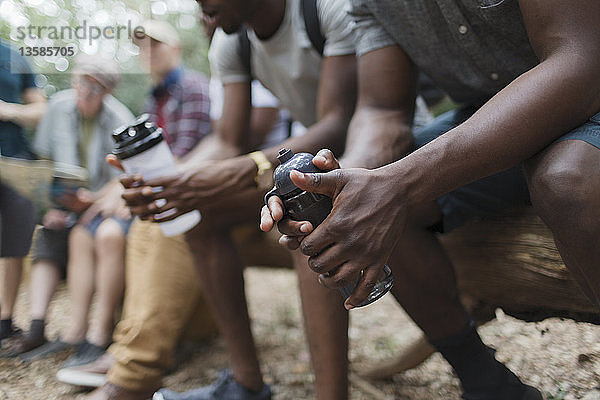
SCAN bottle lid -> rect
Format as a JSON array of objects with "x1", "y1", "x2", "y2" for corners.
[
  {"x1": 272, "y1": 148, "x2": 321, "y2": 196},
  {"x1": 112, "y1": 114, "x2": 164, "y2": 160}
]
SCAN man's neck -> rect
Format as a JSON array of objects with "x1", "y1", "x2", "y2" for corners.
[
  {"x1": 248, "y1": 0, "x2": 286, "y2": 40},
  {"x1": 152, "y1": 66, "x2": 179, "y2": 87}
]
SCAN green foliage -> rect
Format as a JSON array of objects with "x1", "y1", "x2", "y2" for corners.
[{"x1": 1, "y1": 0, "x2": 210, "y2": 115}]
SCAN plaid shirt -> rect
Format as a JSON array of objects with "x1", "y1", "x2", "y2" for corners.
[{"x1": 145, "y1": 67, "x2": 211, "y2": 158}]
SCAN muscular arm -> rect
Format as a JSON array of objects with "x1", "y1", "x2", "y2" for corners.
[
  {"x1": 389, "y1": 0, "x2": 600, "y2": 206},
  {"x1": 0, "y1": 88, "x2": 46, "y2": 129},
  {"x1": 187, "y1": 53, "x2": 358, "y2": 193},
  {"x1": 179, "y1": 81, "x2": 252, "y2": 166},
  {"x1": 261, "y1": 54, "x2": 357, "y2": 163}
]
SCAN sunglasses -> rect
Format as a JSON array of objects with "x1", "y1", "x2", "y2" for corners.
[{"x1": 73, "y1": 76, "x2": 105, "y2": 96}]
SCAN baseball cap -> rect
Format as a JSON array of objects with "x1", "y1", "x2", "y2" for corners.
[
  {"x1": 134, "y1": 20, "x2": 181, "y2": 47},
  {"x1": 73, "y1": 53, "x2": 121, "y2": 90}
]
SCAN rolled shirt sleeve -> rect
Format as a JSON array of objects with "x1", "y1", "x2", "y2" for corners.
[{"x1": 347, "y1": 0, "x2": 397, "y2": 57}]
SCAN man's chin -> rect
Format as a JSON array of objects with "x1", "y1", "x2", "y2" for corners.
[{"x1": 222, "y1": 23, "x2": 243, "y2": 35}]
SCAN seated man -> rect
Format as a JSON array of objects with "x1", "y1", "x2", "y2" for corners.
[
  {"x1": 120, "y1": 2, "x2": 428, "y2": 399},
  {"x1": 0, "y1": 40, "x2": 46, "y2": 344},
  {"x1": 263, "y1": 1, "x2": 600, "y2": 399},
  {"x1": 11, "y1": 55, "x2": 134, "y2": 366},
  {"x1": 120, "y1": 1, "x2": 358, "y2": 398}
]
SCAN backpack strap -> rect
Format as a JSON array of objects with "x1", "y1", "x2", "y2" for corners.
[
  {"x1": 238, "y1": 0, "x2": 323, "y2": 77},
  {"x1": 301, "y1": 0, "x2": 325, "y2": 56},
  {"x1": 238, "y1": 24, "x2": 252, "y2": 78}
]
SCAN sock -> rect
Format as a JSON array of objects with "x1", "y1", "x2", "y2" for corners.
[
  {"x1": 28, "y1": 319, "x2": 45, "y2": 340},
  {"x1": 430, "y1": 322, "x2": 526, "y2": 399},
  {"x1": 1, "y1": 318, "x2": 14, "y2": 339}
]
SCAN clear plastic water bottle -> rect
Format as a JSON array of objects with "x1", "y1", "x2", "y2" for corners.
[{"x1": 112, "y1": 114, "x2": 201, "y2": 236}]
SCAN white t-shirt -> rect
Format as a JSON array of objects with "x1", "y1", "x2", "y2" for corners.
[
  {"x1": 209, "y1": 78, "x2": 305, "y2": 148},
  {"x1": 208, "y1": 0, "x2": 356, "y2": 128}
]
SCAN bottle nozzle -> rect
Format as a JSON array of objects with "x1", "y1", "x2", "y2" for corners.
[{"x1": 277, "y1": 148, "x2": 294, "y2": 164}]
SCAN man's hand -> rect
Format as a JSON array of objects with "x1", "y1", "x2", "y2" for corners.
[
  {"x1": 118, "y1": 155, "x2": 256, "y2": 222},
  {"x1": 78, "y1": 184, "x2": 130, "y2": 225},
  {"x1": 0, "y1": 100, "x2": 17, "y2": 122},
  {"x1": 58, "y1": 191, "x2": 92, "y2": 214},
  {"x1": 270, "y1": 161, "x2": 407, "y2": 309},
  {"x1": 42, "y1": 208, "x2": 71, "y2": 230},
  {"x1": 260, "y1": 149, "x2": 340, "y2": 250}
]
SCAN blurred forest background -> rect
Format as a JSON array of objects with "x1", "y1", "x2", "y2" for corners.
[{"x1": 0, "y1": 0, "x2": 210, "y2": 117}]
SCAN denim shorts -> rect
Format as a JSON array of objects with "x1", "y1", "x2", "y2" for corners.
[
  {"x1": 413, "y1": 107, "x2": 600, "y2": 232},
  {"x1": 85, "y1": 213, "x2": 132, "y2": 237},
  {"x1": 0, "y1": 183, "x2": 36, "y2": 258}
]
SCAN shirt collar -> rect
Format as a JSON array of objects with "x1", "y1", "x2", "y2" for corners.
[{"x1": 152, "y1": 67, "x2": 182, "y2": 98}]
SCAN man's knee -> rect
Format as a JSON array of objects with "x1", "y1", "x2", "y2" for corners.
[
  {"x1": 94, "y1": 219, "x2": 126, "y2": 248},
  {"x1": 526, "y1": 142, "x2": 600, "y2": 233}
]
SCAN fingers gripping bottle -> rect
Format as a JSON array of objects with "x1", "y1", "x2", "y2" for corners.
[
  {"x1": 112, "y1": 114, "x2": 201, "y2": 237},
  {"x1": 265, "y1": 148, "x2": 394, "y2": 307}
]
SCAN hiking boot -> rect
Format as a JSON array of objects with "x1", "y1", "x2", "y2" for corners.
[
  {"x1": 61, "y1": 341, "x2": 109, "y2": 368},
  {"x1": 462, "y1": 366, "x2": 544, "y2": 400},
  {"x1": 83, "y1": 382, "x2": 157, "y2": 400},
  {"x1": 1, "y1": 333, "x2": 47, "y2": 357},
  {"x1": 153, "y1": 369, "x2": 272, "y2": 400},
  {"x1": 56, "y1": 352, "x2": 115, "y2": 387}
]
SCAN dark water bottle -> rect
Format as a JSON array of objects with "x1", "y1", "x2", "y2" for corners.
[{"x1": 265, "y1": 148, "x2": 394, "y2": 307}]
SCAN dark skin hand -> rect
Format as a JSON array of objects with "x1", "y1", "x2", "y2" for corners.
[
  {"x1": 116, "y1": 155, "x2": 258, "y2": 222},
  {"x1": 260, "y1": 149, "x2": 405, "y2": 310},
  {"x1": 261, "y1": 0, "x2": 600, "y2": 309}
]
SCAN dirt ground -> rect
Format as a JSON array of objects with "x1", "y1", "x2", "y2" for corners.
[{"x1": 2, "y1": 267, "x2": 600, "y2": 400}]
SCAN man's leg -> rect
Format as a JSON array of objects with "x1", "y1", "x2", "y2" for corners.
[
  {"x1": 0, "y1": 258, "x2": 22, "y2": 321},
  {"x1": 68, "y1": 219, "x2": 217, "y2": 398},
  {"x1": 185, "y1": 203, "x2": 265, "y2": 393},
  {"x1": 29, "y1": 260, "x2": 62, "y2": 323},
  {"x1": 0, "y1": 183, "x2": 35, "y2": 340},
  {"x1": 384, "y1": 108, "x2": 541, "y2": 399},
  {"x1": 387, "y1": 202, "x2": 541, "y2": 400},
  {"x1": 16, "y1": 259, "x2": 62, "y2": 350},
  {"x1": 525, "y1": 139, "x2": 600, "y2": 306},
  {"x1": 63, "y1": 225, "x2": 96, "y2": 344},
  {"x1": 0, "y1": 258, "x2": 23, "y2": 338},
  {"x1": 88, "y1": 219, "x2": 126, "y2": 347},
  {"x1": 388, "y1": 202, "x2": 471, "y2": 339},
  {"x1": 10, "y1": 227, "x2": 69, "y2": 357},
  {"x1": 293, "y1": 251, "x2": 349, "y2": 400}
]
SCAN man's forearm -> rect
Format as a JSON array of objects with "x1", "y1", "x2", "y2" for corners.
[
  {"x1": 178, "y1": 133, "x2": 244, "y2": 169},
  {"x1": 2, "y1": 102, "x2": 46, "y2": 129},
  {"x1": 339, "y1": 106, "x2": 413, "y2": 169},
  {"x1": 261, "y1": 112, "x2": 348, "y2": 164},
  {"x1": 385, "y1": 54, "x2": 600, "y2": 210}
]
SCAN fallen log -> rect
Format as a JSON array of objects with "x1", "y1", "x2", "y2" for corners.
[{"x1": 361, "y1": 206, "x2": 598, "y2": 379}]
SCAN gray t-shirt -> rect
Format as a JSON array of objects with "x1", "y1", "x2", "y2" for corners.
[
  {"x1": 349, "y1": 0, "x2": 539, "y2": 105},
  {"x1": 209, "y1": 0, "x2": 356, "y2": 128}
]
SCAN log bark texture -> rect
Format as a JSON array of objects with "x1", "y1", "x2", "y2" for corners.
[{"x1": 441, "y1": 207, "x2": 598, "y2": 324}]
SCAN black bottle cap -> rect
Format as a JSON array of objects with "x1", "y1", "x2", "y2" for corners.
[
  {"x1": 277, "y1": 148, "x2": 294, "y2": 164},
  {"x1": 112, "y1": 114, "x2": 164, "y2": 160}
]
